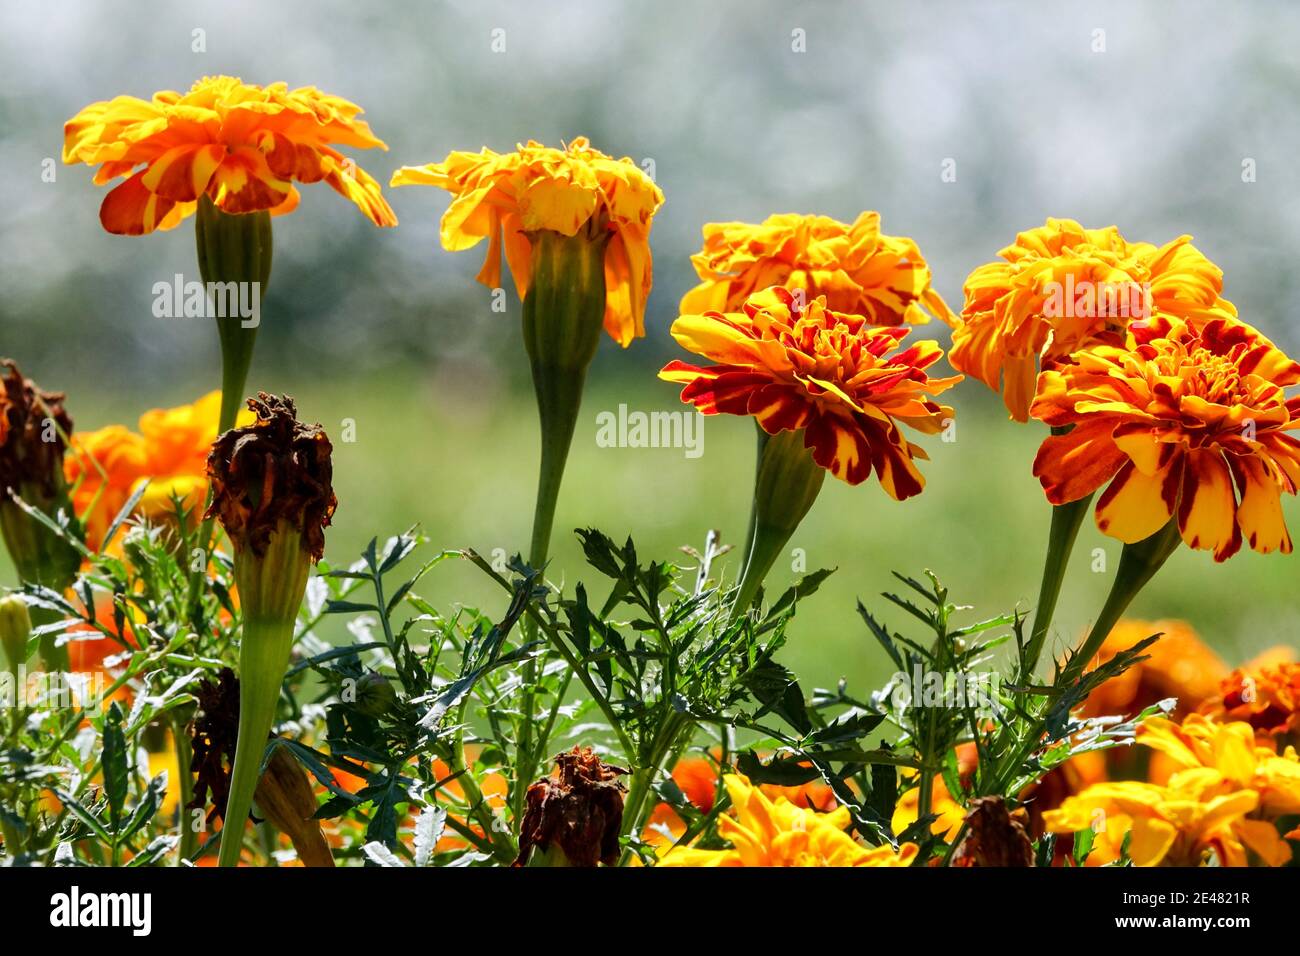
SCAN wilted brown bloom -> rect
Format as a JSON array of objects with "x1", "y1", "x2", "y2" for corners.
[
  {"x1": 205, "y1": 393, "x2": 335, "y2": 560},
  {"x1": 189, "y1": 667, "x2": 334, "y2": 866},
  {"x1": 515, "y1": 746, "x2": 628, "y2": 867},
  {"x1": 0, "y1": 359, "x2": 73, "y2": 501},
  {"x1": 950, "y1": 796, "x2": 1034, "y2": 867}
]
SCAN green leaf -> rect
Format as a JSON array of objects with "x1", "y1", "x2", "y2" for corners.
[
  {"x1": 121, "y1": 773, "x2": 169, "y2": 841},
  {"x1": 102, "y1": 702, "x2": 129, "y2": 829}
]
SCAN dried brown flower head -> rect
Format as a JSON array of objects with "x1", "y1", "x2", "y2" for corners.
[
  {"x1": 205, "y1": 393, "x2": 335, "y2": 560},
  {"x1": 515, "y1": 746, "x2": 629, "y2": 867},
  {"x1": 950, "y1": 795, "x2": 1034, "y2": 867},
  {"x1": 188, "y1": 667, "x2": 333, "y2": 866},
  {"x1": 0, "y1": 359, "x2": 73, "y2": 501}
]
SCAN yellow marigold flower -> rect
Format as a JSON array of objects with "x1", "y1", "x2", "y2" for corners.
[
  {"x1": 658, "y1": 775, "x2": 916, "y2": 867},
  {"x1": 1030, "y1": 315, "x2": 1300, "y2": 561},
  {"x1": 1045, "y1": 715, "x2": 1300, "y2": 866},
  {"x1": 952, "y1": 218, "x2": 1233, "y2": 420},
  {"x1": 63, "y1": 75, "x2": 396, "y2": 235},
  {"x1": 661, "y1": 286, "x2": 960, "y2": 493},
  {"x1": 1202, "y1": 661, "x2": 1300, "y2": 738},
  {"x1": 1081, "y1": 619, "x2": 1227, "y2": 720},
  {"x1": 391, "y1": 137, "x2": 664, "y2": 347},
  {"x1": 65, "y1": 391, "x2": 252, "y2": 548},
  {"x1": 680, "y1": 212, "x2": 955, "y2": 326}
]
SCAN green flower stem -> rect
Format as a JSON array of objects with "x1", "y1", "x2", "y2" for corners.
[
  {"x1": 196, "y1": 195, "x2": 273, "y2": 435},
  {"x1": 1020, "y1": 492, "x2": 1094, "y2": 681},
  {"x1": 1059, "y1": 517, "x2": 1182, "y2": 688},
  {"x1": 732, "y1": 427, "x2": 826, "y2": 614},
  {"x1": 217, "y1": 526, "x2": 309, "y2": 868},
  {"x1": 514, "y1": 227, "x2": 609, "y2": 823},
  {"x1": 189, "y1": 198, "x2": 273, "y2": 612},
  {"x1": 215, "y1": 615, "x2": 294, "y2": 868},
  {"x1": 618, "y1": 711, "x2": 692, "y2": 864}
]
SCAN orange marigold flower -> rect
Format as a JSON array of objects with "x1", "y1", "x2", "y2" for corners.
[
  {"x1": 1202, "y1": 661, "x2": 1300, "y2": 737},
  {"x1": 65, "y1": 391, "x2": 250, "y2": 549},
  {"x1": 951, "y1": 218, "x2": 1233, "y2": 420},
  {"x1": 680, "y1": 212, "x2": 955, "y2": 326},
  {"x1": 657, "y1": 774, "x2": 916, "y2": 867},
  {"x1": 1081, "y1": 619, "x2": 1227, "y2": 720},
  {"x1": 661, "y1": 286, "x2": 960, "y2": 493},
  {"x1": 391, "y1": 137, "x2": 664, "y2": 347},
  {"x1": 63, "y1": 75, "x2": 397, "y2": 235},
  {"x1": 1030, "y1": 315, "x2": 1300, "y2": 561}
]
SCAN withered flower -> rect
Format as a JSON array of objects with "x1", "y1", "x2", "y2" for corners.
[
  {"x1": 190, "y1": 667, "x2": 334, "y2": 867},
  {"x1": 205, "y1": 392, "x2": 335, "y2": 563},
  {"x1": 0, "y1": 360, "x2": 82, "y2": 669},
  {"x1": 515, "y1": 746, "x2": 628, "y2": 867},
  {"x1": 207, "y1": 393, "x2": 335, "y2": 867},
  {"x1": 950, "y1": 796, "x2": 1035, "y2": 867}
]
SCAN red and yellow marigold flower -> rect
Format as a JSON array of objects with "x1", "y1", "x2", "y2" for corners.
[
  {"x1": 662, "y1": 286, "x2": 959, "y2": 493},
  {"x1": 680, "y1": 212, "x2": 955, "y2": 327},
  {"x1": 952, "y1": 219, "x2": 1234, "y2": 421},
  {"x1": 657, "y1": 774, "x2": 916, "y2": 867},
  {"x1": 1202, "y1": 661, "x2": 1300, "y2": 738},
  {"x1": 1030, "y1": 315, "x2": 1300, "y2": 561},
  {"x1": 391, "y1": 137, "x2": 663, "y2": 347},
  {"x1": 1045, "y1": 714, "x2": 1300, "y2": 866},
  {"x1": 63, "y1": 75, "x2": 396, "y2": 235},
  {"x1": 65, "y1": 391, "x2": 252, "y2": 549}
]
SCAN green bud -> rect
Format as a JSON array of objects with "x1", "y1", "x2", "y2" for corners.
[{"x1": 0, "y1": 594, "x2": 33, "y2": 668}]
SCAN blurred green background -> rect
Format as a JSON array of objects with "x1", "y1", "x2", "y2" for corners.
[{"x1": 3, "y1": 1, "x2": 1298, "y2": 692}]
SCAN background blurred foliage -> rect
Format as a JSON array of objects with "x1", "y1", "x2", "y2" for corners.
[{"x1": 3, "y1": 0, "x2": 1298, "y2": 690}]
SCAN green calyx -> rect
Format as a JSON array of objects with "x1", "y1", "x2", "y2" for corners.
[
  {"x1": 732, "y1": 426, "x2": 827, "y2": 613},
  {"x1": 195, "y1": 195, "x2": 273, "y2": 435},
  {"x1": 521, "y1": 227, "x2": 609, "y2": 568}
]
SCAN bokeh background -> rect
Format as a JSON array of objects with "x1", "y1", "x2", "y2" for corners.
[{"x1": 3, "y1": 0, "x2": 1298, "y2": 692}]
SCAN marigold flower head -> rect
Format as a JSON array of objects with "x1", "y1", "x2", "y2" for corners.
[
  {"x1": 1045, "y1": 714, "x2": 1300, "y2": 866},
  {"x1": 658, "y1": 774, "x2": 916, "y2": 867},
  {"x1": 1202, "y1": 661, "x2": 1300, "y2": 737},
  {"x1": 1081, "y1": 619, "x2": 1227, "y2": 720},
  {"x1": 951, "y1": 219, "x2": 1234, "y2": 420},
  {"x1": 661, "y1": 286, "x2": 960, "y2": 494},
  {"x1": 681, "y1": 212, "x2": 955, "y2": 326},
  {"x1": 205, "y1": 393, "x2": 335, "y2": 561},
  {"x1": 391, "y1": 137, "x2": 664, "y2": 347},
  {"x1": 65, "y1": 391, "x2": 251, "y2": 550},
  {"x1": 1030, "y1": 315, "x2": 1300, "y2": 561},
  {"x1": 515, "y1": 746, "x2": 628, "y2": 867},
  {"x1": 63, "y1": 75, "x2": 397, "y2": 235}
]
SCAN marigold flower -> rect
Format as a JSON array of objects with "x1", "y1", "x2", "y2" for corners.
[
  {"x1": 680, "y1": 212, "x2": 955, "y2": 326},
  {"x1": 391, "y1": 137, "x2": 663, "y2": 347},
  {"x1": 1045, "y1": 715, "x2": 1300, "y2": 866},
  {"x1": 515, "y1": 747, "x2": 628, "y2": 867},
  {"x1": 662, "y1": 286, "x2": 959, "y2": 492},
  {"x1": 1081, "y1": 619, "x2": 1227, "y2": 720},
  {"x1": 658, "y1": 774, "x2": 916, "y2": 867},
  {"x1": 65, "y1": 391, "x2": 251, "y2": 550},
  {"x1": 63, "y1": 75, "x2": 396, "y2": 235},
  {"x1": 1202, "y1": 661, "x2": 1300, "y2": 738},
  {"x1": 1030, "y1": 316, "x2": 1300, "y2": 561},
  {"x1": 952, "y1": 218, "x2": 1233, "y2": 420}
]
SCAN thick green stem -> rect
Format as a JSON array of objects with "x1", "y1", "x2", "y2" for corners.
[
  {"x1": 514, "y1": 227, "x2": 609, "y2": 823},
  {"x1": 1060, "y1": 517, "x2": 1182, "y2": 688},
  {"x1": 732, "y1": 427, "x2": 826, "y2": 614},
  {"x1": 216, "y1": 617, "x2": 294, "y2": 867},
  {"x1": 1021, "y1": 492, "x2": 1094, "y2": 681}
]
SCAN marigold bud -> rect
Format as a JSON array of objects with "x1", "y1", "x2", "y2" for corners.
[{"x1": 0, "y1": 593, "x2": 33, "y2": 668}]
